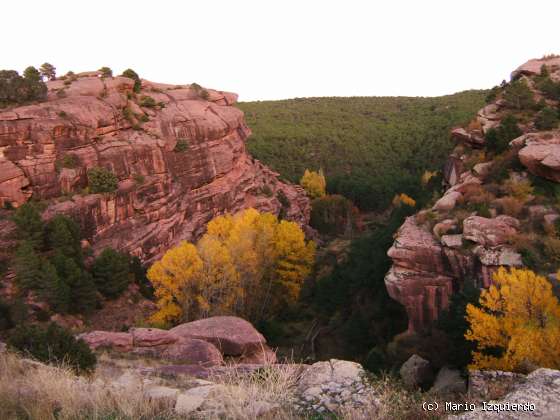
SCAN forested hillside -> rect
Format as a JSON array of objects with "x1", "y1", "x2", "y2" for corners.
[{"x1": 239, "y1": 91, "x2": 487, "y2": 210}]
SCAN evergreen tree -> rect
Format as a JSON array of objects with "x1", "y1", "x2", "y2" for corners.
[
  {"x1": 92, "y1": 248, "x2": 131, "y2": 298},
  {"x1": 39, "y1": 62, "x2": 56, "y2": 81},
  {"x1": 70, "y1": 271, "x2": 98, "y2": 314},
  {"x1": 45, "y1": 215, "x2": 83, "y2": 265},
  {"x1": 41, "y1": 259, "x2": 70, "y2": 313},
  {"x1": 22, "y1": 66, "x2": 47, "y2": 101},
  {"x1": 121, "y1": 68, "x2": 141, "y2": 93},
  {"x1": 98, "y1": 67, "x2": 113, "y2": 77},
  {"x1": 13, "y1": 241, "x2": 42, "y2": 291},
  {"x1": 12, "y1": 203, "x2": 44, "y2": 248},
  {"x1": 437, "y1": 282, "x2": 480, "y2": 368},
  {"x1": 535, "y1": 107, "x2": 559, "y2": 130}
]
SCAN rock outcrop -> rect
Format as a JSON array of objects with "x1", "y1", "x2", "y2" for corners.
[
  {"x1": 79, "y1": 316, "x2": 275, "y2": 366},
  {"x1": 455, "y1": 369, "x2": 560, "y2": 419},
  {"x1": 169, "y1": 316, "x2": 266, "y2": 356},
  {"x1": 0, "y1": 74, "x2": 310, "y2": 262},
  {"x1": 516, "y1": 132, "x2": 560, "y2": 182},
  {"x1": 384, "y1": 57, "x2": 560, "y2": 333}
]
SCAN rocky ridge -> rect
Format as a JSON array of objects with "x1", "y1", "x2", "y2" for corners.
[
  {"x1": 0, "y1": 72, "x2": 310, "y2": 263},
  {"x1": 385, "y1": 56, "x2": 560, "y2": 332}
]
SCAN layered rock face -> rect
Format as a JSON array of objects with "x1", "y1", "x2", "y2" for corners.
[{"x1": 0, "y1": 74, "x2": 310, "y2": 262}]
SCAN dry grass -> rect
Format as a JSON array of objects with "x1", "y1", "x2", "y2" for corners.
[
  {"x1": 0, "y1": 351, "x2": 176, "y2": 420},
  {"x1": 0, "y1": 350, "x2": 455, "y2": 420}
]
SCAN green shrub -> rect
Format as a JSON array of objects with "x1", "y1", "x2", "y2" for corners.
[
  {"x1": 139, "y1": 95, "x2": 156, "y2": 108},
  {"x1": 133, "y1": 173, "x2": 145, "y2": 184},
  {"x1": 87, "y1": 167, "x2": 118, "y2": 193},
  {"x1": 98, "y1": 67, "x2": 113, "y2": 78},
  {"x1": 174, "y1": 139, "x2": 189, "y2": 152},
  {"x1": 310, "y1": 194, "x2": 359, "y2": 236},
  {"x1": 120, "y1": 68, "x2": 141, "y2": 93},
  {"x1": 7, "y1": 323, "x2": 96, "y2": 374},
  {"x1": 92, "y1": 248, "x2": 131, "y2": 298},
  {"x1": 503, "y1": 79, "x2": 535, "y2": 110},
  {"x1": 0, "y1": 67, "x2": 47, "y2": 107},
  {"x1": 0, "y1": 299, "x2": 13, "y2": 330},
  {"x1": 536, "y1": 76, "x2": 560, "y2": 101},
  {"x1": 485, "y1": 114, "x2": 522, "y2": 153},
  {"x1": 485, "y1": 86, "x2": 501, "y2": 104},
  {"x1": 55, "y1": 153, "x2": 78, "y2": 171},
  {"x1": 58, "y1": 110, "x2": 68, "y2": 118},
  {"x1": 535, "y1": 107, "x2": 559, "y2": 130}
]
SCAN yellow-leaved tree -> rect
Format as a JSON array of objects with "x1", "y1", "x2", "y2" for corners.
[
  {"x1": 148, "y1": 242, "x2": 203, "y2": 325},
  {"x1": 465, "y1": 267, "x2": 560, "y2": 372},
  {"x1": 148, "y1": 208, "x2": 316, "y2": 325},
  {"x1": 300, "y1": 169, "x2": 326, "y2": 199}
]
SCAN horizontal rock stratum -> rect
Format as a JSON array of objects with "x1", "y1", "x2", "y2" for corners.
[{"x1": 0, "y1": 73, "x2": 310, "y2": 261}]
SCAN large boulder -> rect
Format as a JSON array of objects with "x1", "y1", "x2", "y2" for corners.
[
  {"x1": 451, "y1": 127, "x2": 485, "y2": 148},
  {"x1": 296, "y1": 359, "x2": 376, "y2": 414},
  {"x1": 162, "y1": 339, "x2": 223, "y2": 366},
  {"x1": 170, "y1": 316, "x2": 266, "y2": 356},
  {"x1": 455, "y1": 369, "x2": 560, "y2": 419},
  {"x1": 429, "y1": 366, "x2": 466, "y2": 395},
  {"x1": 433, "y1": 191, "x2": 462, "y2": 211},
  {"x1": 463, "y1": 215, "x2": 519, "y2": 247},
  {"x1": 77, "y1": 331, "x2": 133, "y2": 352},
  {"x1": 399, "y1": 354, "x2": 433, "y2": 390},
  {"x1": 511, "y1": 56, "x2": 560, "y2": 79},
  {"x1": 517, "y1": 134, "x2": 560, "y2": 183},
  {"x1": 130, "y1": 327, "x2": 180, "y2": 347}
]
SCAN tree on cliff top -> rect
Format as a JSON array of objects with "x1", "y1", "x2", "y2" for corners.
[
  {"x1": 466, "y1": 267, "x2": 560, "y2": 372},
  {"x1": 121, "y1": 68, "x2": 141, "y2": 93},
  {"x1": 39, "y1": 63, "x2": 56, "y2": 81}
]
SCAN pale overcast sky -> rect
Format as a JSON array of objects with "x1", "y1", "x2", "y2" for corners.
[{"x1": 2, "y1": 1, "x2": 559, "y2": 101}]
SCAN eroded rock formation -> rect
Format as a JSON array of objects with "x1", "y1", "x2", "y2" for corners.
[
  {"x1": 384, "y1": 57, "x2": 560, "y2": 333},
  {"x1": 0, "y1": 74, "x2": 310, "y2": 262}
]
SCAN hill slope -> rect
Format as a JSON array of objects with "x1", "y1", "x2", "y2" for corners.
[{"x1": 238, "y1": 91, "x2": 488, "y2": 210}]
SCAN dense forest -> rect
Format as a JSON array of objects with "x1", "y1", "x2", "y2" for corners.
[{"x1": 238, "y1": 92, "x2": 488, "y2": 210}]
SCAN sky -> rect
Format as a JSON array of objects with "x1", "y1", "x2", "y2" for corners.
[{"x1": 2, "y1": 1, "x2": 559, "y2": 101}]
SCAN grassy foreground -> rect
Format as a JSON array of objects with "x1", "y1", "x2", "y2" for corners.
[{"x1": 0, "y1": 350, "x2": 460, "y2": 419}]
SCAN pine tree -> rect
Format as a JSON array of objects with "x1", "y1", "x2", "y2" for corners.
[
  {"x1": 45, "y1": 215, "x2": 83, "y2": 265},
  {"x1": 91, "y1": 248, "x2": 131, "y2": 298},
  {"x1": 121, "y1": 68, "x2": 141, "y2": 93},
  {"x1": 41, "y1": 259, "x2": 70, "y2": 313},
  {"x1": 13, "y1": 240, "x2": 43, "y2": 291},
  {"x1": 12, "y1": 203, "x2": 44, "y2": 248},
  {"x1": 70, "y1": 272, "x2": 98, "y2": 314},
  {"x1": 39, "y1": 63, "x2": 56, "y2": 81}
]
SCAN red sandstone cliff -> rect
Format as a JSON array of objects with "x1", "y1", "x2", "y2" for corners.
[
  {"x1": 0, "y1": 72, "x2": 310, "y2": 262},
  {"x1": 385, "y1": 56, "x2": 560, "y2": 333}
]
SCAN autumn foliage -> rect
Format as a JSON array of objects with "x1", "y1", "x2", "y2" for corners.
[
  {"x1": 148, "y1": 209, "x2": 315, "y2": 326},
  {"x1": 300, "y1": 169, "x2": 326, "y2": 199},
  {"x1": 466, "y1": 267, "x2": 560, "y2": 372}
]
